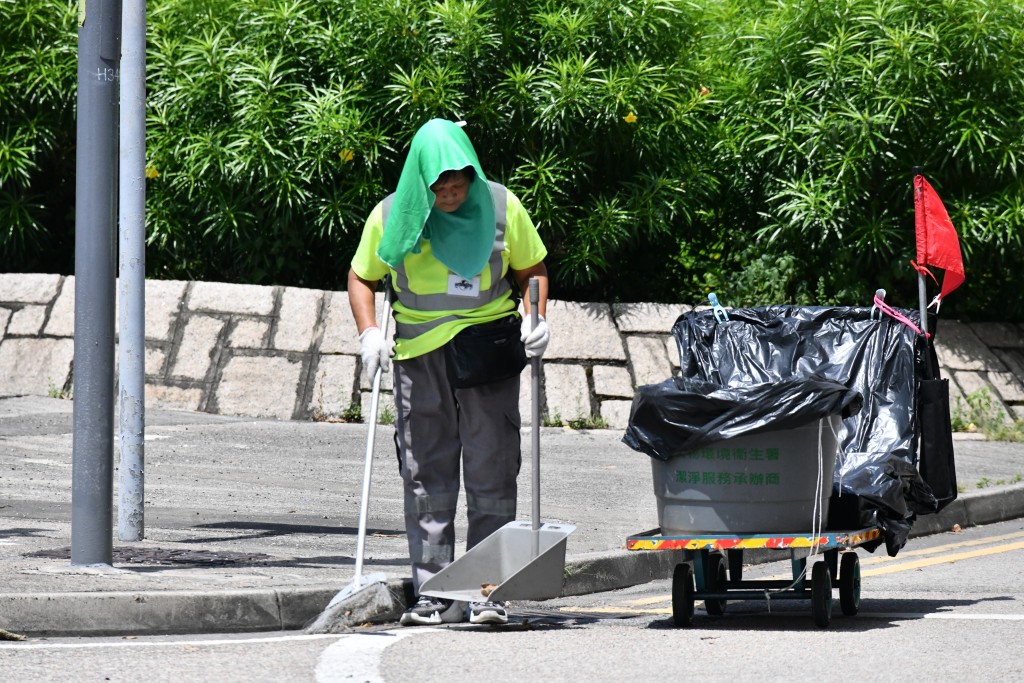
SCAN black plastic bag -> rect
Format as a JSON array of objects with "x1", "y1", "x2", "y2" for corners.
[
  {"x1": 623, "y1": 376, "x2": 862, "y2": 460},
  {"x1": 624, "y1": 305, "x2": 948, "y2": 556},
  {"x1": 915, "y1": 326, "x2": 958, "y2": 511}
]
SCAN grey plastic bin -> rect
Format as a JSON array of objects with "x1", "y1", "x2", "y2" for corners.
[{"x1": 652, "y1": 415, "x2": 841, "y2": 534}]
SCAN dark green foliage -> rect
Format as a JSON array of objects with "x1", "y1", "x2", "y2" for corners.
[
  {"x1": 0, "y1": 0, "x2": 78, "y2": 273},
  {"x1": 703, "y1": 0, "x2": 1024, "y2": 318},
  {"x1": 2, "y1": 0, "x2": 1022, "y2": 319}
]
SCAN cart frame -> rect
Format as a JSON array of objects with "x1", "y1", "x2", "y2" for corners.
[{"x1": 626, "y1": 526, "x2": 882, "y2": 627}]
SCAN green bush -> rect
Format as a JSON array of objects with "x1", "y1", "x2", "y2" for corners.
[
  {"x1": 2, "y1": 0, "x2": 1023, "y2": 321},
  {"x1": 0, "y1": 0, "x2": 78, "y2": 273},
  {"x1": 704, "y1": 0, "x2": 1024, "y2": 316}
]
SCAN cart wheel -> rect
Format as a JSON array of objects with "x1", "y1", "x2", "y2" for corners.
[
  {"x1": 811, "y1": 561, "x2": 833, "y2": 628},
  {"x1": 672, "y1": 563, "x2": 695, "y2": 627},
  {"x1": 839, "y1": 552, "x2": 861, "y2": 616},
  {"x1": 704, "y1": 553, "x2": 728, "y2": 616}
]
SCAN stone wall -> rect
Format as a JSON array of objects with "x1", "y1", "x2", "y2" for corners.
[{"x1": 2, "y1": 273, "x2": 1023, "y2": 429}]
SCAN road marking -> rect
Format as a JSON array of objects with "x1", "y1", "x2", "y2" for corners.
[
  {"x1": 578, "y1": 606, "x2": 1024, "y2": 621},
  {"x1": 595, "y1": 533, "x2": 1024, "y2": 616},
  {"x1": 743, "y1": 537, "x2": 1024, "y2": 581},
  {"x1": 2, "y1": 633, "x2": 344, "y2": 650},
  {"x1": 860, "y1": 530, "x2": 1024, "y2": 566},
  {"x1": 316, "y1": 628, "x2": 432, "y2": 683},
  {"x1": 860, "y1": 612, "x2": 1024, "y2": 621},
  {"x1": 863, "y1": 540, "x2": 1024, "y2": 576}
]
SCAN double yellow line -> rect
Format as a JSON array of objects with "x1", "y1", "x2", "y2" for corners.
[
  {"x1": 586, "y1": 529, "x2": 1024, "y2": 613},
  {"x1": 858, "y1": 529, "x2": 1024, "y2": 576}
]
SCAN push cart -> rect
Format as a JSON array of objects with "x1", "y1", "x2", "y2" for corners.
[{"x1": 626, "y1": 526, "x2": 882, "y2": 628}]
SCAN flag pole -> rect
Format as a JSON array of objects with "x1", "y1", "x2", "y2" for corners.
[{"x1": 913, "y1": 166, "x2": 929, "y2": 338}]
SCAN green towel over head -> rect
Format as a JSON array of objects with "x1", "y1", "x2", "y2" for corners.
[{"x1": 376, "y1": 119, "x2": 496, "y2": 282}]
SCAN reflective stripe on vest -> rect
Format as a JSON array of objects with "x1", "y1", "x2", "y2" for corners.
[{"x1": 382, "y1": 180, "x2": 509, "y2": 338}]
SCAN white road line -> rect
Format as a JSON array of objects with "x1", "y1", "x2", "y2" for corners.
[
  {"x1": 316, "y1": 628, "x2": 434, "y2": 683},
  {"x1": 3, "y1": 633, "x2": 344, "y2": 650},
  {"x1": 860, "y1": 612, "x2": 1024, "y2": 621}
]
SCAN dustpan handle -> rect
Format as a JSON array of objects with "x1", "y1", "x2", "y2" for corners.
[{"x1": 529, "y1": 278, "x2": 541, "y2": 536}]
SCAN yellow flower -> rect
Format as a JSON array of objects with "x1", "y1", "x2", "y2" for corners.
[
  {"x1": 144, "y1": 165, "x2": 159, "y2": 179},
  {"x1": 339, "y1": 149, "x2": 354, "y2": 163},
  {"x1": 623, "y1": 112, "x2": 638, "y2": 124}
]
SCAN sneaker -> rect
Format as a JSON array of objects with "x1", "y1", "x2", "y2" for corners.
[
  {"x1": 400, "y1": 596, "x2": 465, "y2": 626},
  {"x1": 468, "y1": 601, "x2": 508, "y2": 625}
]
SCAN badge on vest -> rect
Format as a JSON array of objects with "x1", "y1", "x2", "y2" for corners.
[{"x1": 448, "y1": 273, "x2": 481, "y2": 297}]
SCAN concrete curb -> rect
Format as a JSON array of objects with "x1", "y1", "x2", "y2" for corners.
[
  {"x1": 4, "y1": 485, "x2": 1022, "y2": 638},
  {"x1": 909, "y1": 483, "x2": 1024, "y2": 537}
]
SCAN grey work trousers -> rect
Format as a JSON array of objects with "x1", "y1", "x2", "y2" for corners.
[{"x1": 392, "y1": 345, "x2": 522, "y2": 593}]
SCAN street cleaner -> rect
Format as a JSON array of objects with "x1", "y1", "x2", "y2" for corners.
[{"x1": 347, "y1": 119, "x2": 550, "y2": 626}]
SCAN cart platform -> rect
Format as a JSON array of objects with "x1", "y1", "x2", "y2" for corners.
[{"x1": 626, "y1": 526, "x2": 882, "y2": 627}]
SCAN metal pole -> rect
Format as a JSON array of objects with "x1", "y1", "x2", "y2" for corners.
[
  {"x1": 529, "y1": 278, "x2": 541, "y2": 558},
  {"x1": 117, "y1": 0, "x2": 146, "y2": 542},
  {"x1": 71, "y1": 0, "x2": 122, "y2": 566},
  {"x1": 912, "y1": 166, "x2": 929, "y2": 338}
]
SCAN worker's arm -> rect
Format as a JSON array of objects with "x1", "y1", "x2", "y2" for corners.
[
  {"x1": 347, "y1": 268, "x2": 381, "y2": 334},
  {"x1": 510, "y1": 261, "x2": 548, "y2": 318}
]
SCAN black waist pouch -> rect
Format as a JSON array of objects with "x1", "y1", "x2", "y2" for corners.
[{"x1": 444, "y1": 315, "x2": 527, "y2": 388}]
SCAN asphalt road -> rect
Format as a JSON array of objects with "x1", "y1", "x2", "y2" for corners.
[{"x1": 4, "y1": 517, "x2": 1021, "y2": 682}]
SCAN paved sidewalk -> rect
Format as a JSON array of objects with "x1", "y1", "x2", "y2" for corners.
[{"x1": 2, "y1": 396, "x2": 1023, "y2": 637}]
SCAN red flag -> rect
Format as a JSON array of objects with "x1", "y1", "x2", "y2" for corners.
[{"x1": 913, "y1": 174, "x2": 964, "y2": 304}]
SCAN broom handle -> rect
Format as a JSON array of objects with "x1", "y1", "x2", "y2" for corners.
[
  {"x1": 354, "y1": 287, "x2": 390, "y2": 583},
  {"x1": 530, "y1": 278, "x2": 541, "y2": 555}
]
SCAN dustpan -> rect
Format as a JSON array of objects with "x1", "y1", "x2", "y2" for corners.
[{"x1": 420, "y1": 277, "x2": 575, "y2": 604}]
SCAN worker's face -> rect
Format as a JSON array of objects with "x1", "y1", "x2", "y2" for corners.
[{"x1": 431, "y1": 173, "x2": 470, "y2": 213}]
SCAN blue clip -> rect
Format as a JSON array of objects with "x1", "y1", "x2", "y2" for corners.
[
  {"x1": 708, "y1": 292, "x2": 729, "y2": 322},
  {"x1": 870, "y1": 288, "x2": 886, "y2": 320}
]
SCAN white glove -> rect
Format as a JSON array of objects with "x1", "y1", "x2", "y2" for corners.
[
  {"x1": 520, "y1": 315, "x2": 550, "y2": 358},
  {"x1": 359, "y1": 327, "x2": 390, "y2": 379}
]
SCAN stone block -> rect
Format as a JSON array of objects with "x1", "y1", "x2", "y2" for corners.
[
  {"x1": 592, "y1": 365, "x2": 633, "y2": 398},
  {"x1": 145, "y1": 384, "x2": 203, "y2": 412},
  {"x1": 170, "y1": 316, "x2": 225, "y2": 381},
  {"x1": 0, "y1": 273, "x2": 61, "y2": 304},
  {"x1": 145, "y1": 280, "x2": 188, "y2": 341},
  {"x1": 188, "y1": 281, "x2": 274, "y2": 315},
  {"x1": 954, "y1": 370, "x2": 990, "y2": 397},
  {"x1": 625, "y1": 335, "x2": 674, "y2": 388},
  {"x1": 359, "y1": 389, "x2": 396, "y2": 425},
  {"x1": 543, "y1": 363, "x2": 590, "y2": 422},
  {"x1": 275, "y1": 287, "x2": 324, "y2": 352},
  {"x1": 0, "y1": 307, "x2": 11, "y2": 338},
  {"x1": 7, "y1": 305, "x2": 46, "y2": 336},
  {"x1": 613, "y1": 302, "x2": 690, "y2": 333},
  {"x1": 229, "y1": 320, "x2": 270, "y2": 349},
  {"x1": 934, "y1": 320, "x2": 1005, "y2": 371},
  {"x1": 968, "y1": 322, "x2": 1024, "y2": 349},
  {"x1": 947, "y1": 378, "x2": 966, "y2": 423},
  {"x1": 357, "y1": 361, "x2": 394, "y2": 392},
  {"x1": 995, "y1": 350, "x2": 1024, "y2": 381},
  {"x1": 518, "y1": 363, "x2": 536, "y2": 426},
  {"x1": 215, "y1": 354, "x2": 304, "y2": 420},
  {"x1": 0, "y1": 338, "x2": 74, "y2": 397},
  {"x1": 599, "y1": 399, "x2": 633, "y2": 430},
  {"x1": 989, "y1": 371, "x2": 1024, "y2": 403},
  {"x1": 308, "y1": 354, "x2": 359, "y2": 419},
  {"x1": 319, "y1": 291, "x2": 369, "y2": 354},
  {"x1": 144, "y1": 346, "x2": 167, "y2": 377},
  {"x1": 542, "y1": 300, "x2": 625, "y2": 361},
  {"x1": 952, "y1": 370, "x2": 1012, "y2": 423},
  {"x1": 43, "y1": 277, "x2": 74, "y2": 336}
]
